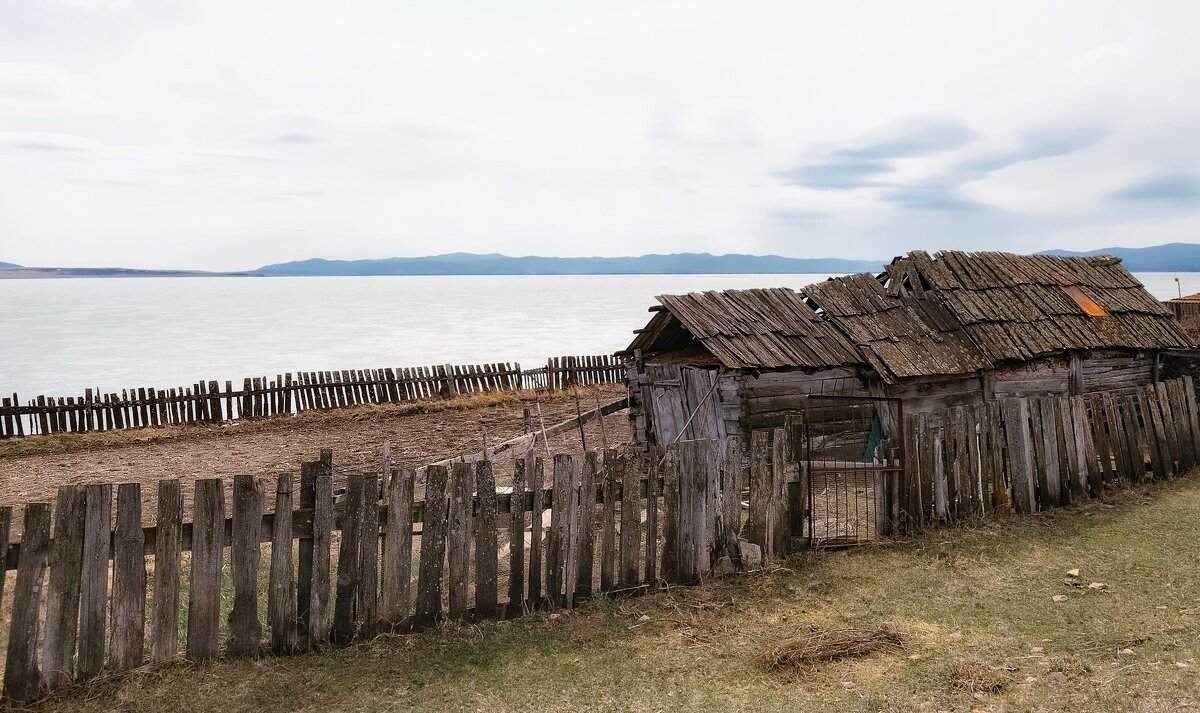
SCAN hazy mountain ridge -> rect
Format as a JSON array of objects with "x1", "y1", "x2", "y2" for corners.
[
  {"x1": 1037, "y1": 243, "x2": 1200, "y2": 271},
  {"x1": 254, "y1": 252, "x2": 885, "y2": 276}
]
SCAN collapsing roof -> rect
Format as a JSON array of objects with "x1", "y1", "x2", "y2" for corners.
[{"x1": 625, "y1": 250, "x2": 1192, "y2": 384}]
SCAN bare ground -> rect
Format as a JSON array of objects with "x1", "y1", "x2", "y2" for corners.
[{"x1": 0, "y1": 385, "x2": 630, "y2": 515}]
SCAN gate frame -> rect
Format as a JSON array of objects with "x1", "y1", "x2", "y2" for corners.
[{"x1": 800, "y1": 394, "x2": 905, "y2": 546}]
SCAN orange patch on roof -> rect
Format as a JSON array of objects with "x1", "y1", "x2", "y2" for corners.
[{"x1": 1062, "y1": 285, "x2": 1108, "y2": 317}]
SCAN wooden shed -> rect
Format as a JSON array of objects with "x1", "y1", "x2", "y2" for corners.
[{"x1": 620, "y1": 250, "x2": 1193, "y2": 449}]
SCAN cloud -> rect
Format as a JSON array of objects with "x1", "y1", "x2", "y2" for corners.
[
  {"x1": 834, "y1": 116, "x2": 978, "y2": 159},
  {"x1": 881, "y1": 187, "x2": 982, "y2": 212},
  {"x1": 1111, "y1": 174, "x2": 1200, "y2": 202},
  {"x1": 939, "y1": 124, "x2": 1108, "y2": 186},
  {"x1": 776, "y1": 158, "x2": 892, "y2": 190},
  {"x1": 262, "y1": 190, "x2": 326, "y2": 201},
  {"x1": 769, "y1": 209, "x2": 832, "y2": 223},
  {"x1": 0, "y1": 131, "x2": 99, "y2": 152},
  {"x1": 264, "y1": 132, "x2": 320, "y2": 145}
]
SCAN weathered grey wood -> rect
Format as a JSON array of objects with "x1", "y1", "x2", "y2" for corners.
[
  {"x1": 333, "y1": 474, "x2": 363, "y2": 644},
  {"x1": 1155, "y1": 382, "x2": 1181, "y2": 475},
  {"x1": 474, "y1": 461, "x2": 499, "y2": 619},
  {"x1": 747, "y1": 429, "x2": 771, "y2": 550},
  {"x1": 1142, "y1": 386, "x2": 1169, "y2": 479},
  {"x1": 1057, "y1": 395, "x2": 1085, "y2": 501},
  {"x1": 676, "y1": 440, "x2": 710, "y2": 583},
  {"x1": 308, "y1": 463, "x2": 333, "y2": 647},
  {"x1": 660, "y1": 447, "x2": 681, "y2": 581},
  {"x1": 382, "y1": 467, "x2": 415, "y2": 627},
  {"x1": 768, "y1": 428, "x2": 789, "y2": 556},
  {"x1": 150, "y1": 479, "x2": 181, "y2": 664},
  {"x1": 1072, "y1": 396, "x2": 1103, "y2": 495},
  {"x1": 187, "y1": 479, "x2": 225, "y2": 661},
  {"x1": 269, "y1": 473, "x2": 298, "y2": 654},
  {"x1": 1036, "y1": 398, "x2": 1062, "y2": 507},
  {"x1": 357, "y1": 473, "x2": 379, "y2": 635},
  {"x1": 0, "y1": 507, "x2": 9, "y2": 609},
  {"x1": 1184, "y1": 376, "x2": 1200, "y2": 465},
  {"x1": 111, "y1": 483, "x2": 146, "y2": 670},
  {"x1": 1121, "y1": 394, "x2": 1148, "y2": 483},
  {"x1": 527, "y1": 457, "x2": 545, "y2": 603},
  {"x1": 448, "y1": 462, "x2": 472, "y2": 620},
  {"x1": 508, "y1": 459, "x2": 527, "y2": 613},
  {"x1": 41, "y1": 485, "x2": 86, "y2": 689},
  {"x1": 415, "y1": 465, "x2": 448, "y2": 627},
  {"x1": 297, "y1": 461, "x2": 318, "y2": 643},
  {"x1": 1001, "y1": 399, "x2": 1036, "y2": 514},
  {"x1": 641, "y1": 448, "x2": 658, "y2": 584},
  {"x1": 721, "y1": 435, "x2": 744, "y2": 551},
  {"x1": 599, "y1": 450, "x2": 617, "y2": 592},
  {"x1": 1089, "y1": 395, "x2": 1115, "y2": 485},
  {"x1": 1102, "y1": 392, "x2": 1132, "y2": 482},
  {"x1": 563, "y1": 456, "x2": 583, "y2": 607},
  {"x1": 546, "y1": 454, "x2": 568, "y2": 607},
  {"x1": 228, "y1": 475, "x2": 263, "y2": 658},
  {"x1": 78, "y1": 484, "x2": 112, "y2": 680},
  {"x1": 619, "y1": 451, "x2": 642, "y2": 588},
  {"x1": 3, "y1": 503, "x2": 51, "y2": 706}
]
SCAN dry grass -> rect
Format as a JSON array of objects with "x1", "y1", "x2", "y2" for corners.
[
  {"x1": 948, "y1": 656, "x2": 1007, "y2": 694},
  {"x1": 764, "y1": 627, "x2": 905, "y2": 673}
]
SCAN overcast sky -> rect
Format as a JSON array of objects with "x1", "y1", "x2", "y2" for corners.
[{"x1": 1, "y1": 0, "x2": 1198, "y2": 271}]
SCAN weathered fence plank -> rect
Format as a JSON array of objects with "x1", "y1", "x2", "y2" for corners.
[
  {"x1": 528, "y1": 457, "x2": 546, "y2": 603},
  {"x1": 416, "y1": 465, "x2": 449, "y2": 627},
  {"x1": 78, "y1": 484, "x2": 112, "y2": 681},
  {"x1": 188, "y1": 479, "x2": 225, "y2": 661},
  {"x1": 111, "y1": 483, "x2": 146, "y2": 671},
  {"x1": 333, "y1": 474, "x2": 364, "y2": 644},
  {"x1": 475, "y1": 461, "x2": 499, "y2": 619},
  {"x1": 381, "y1": 467, "x2": 415, "y2": 627},
  {"x1": 448, "y1": 463, "x2": 472, "y2": 620},
  {"x1": 269, "y1": 473, "x2": 298, "y2": 655},
  {"x1": 508, "y1": 458, "x2": 527, "y2": 613},
  {"x1": 3, "y1": 503, "x2": 52, "y2": 706},
  {"x1": 228, "y1": 475, "x2": 263, "y2": 658},
  {"x1": 41, "y1": 485, "x2": 86, "y2": 689},
  {"x1": 619, "y1": 451, "x2": 641, "y2": 588},
  {"x1": 151, "y1": 479, "x2": 182, "y2": 664}
]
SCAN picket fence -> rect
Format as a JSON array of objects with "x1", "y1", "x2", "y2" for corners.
[
  {"x1": 0, "y1": 432, "x2": 794, "y2": 706},
  {"x1": 0, "y1": 354, "x2": 623, "y2": 438},
  {"x1": 900, "y1": 376, "x2": 1200, "y2": 527}
]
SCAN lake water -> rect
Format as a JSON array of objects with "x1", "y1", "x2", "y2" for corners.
[{"x1": 2, "y1": 272, "x2": 1198, "y2": 399}]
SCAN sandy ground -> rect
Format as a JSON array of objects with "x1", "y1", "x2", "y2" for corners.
[{"x1": 0, "y1": 385, "x2": 631, "y2": 517}]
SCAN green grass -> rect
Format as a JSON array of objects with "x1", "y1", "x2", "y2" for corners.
[{"x1": 36, "y1": 475, "x2": 1200, "y2": 712}]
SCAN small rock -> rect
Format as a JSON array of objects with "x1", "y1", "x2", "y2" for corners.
[
  {"x1": 711, "y1": 556, "x2": 737, "y2": 577},
  {"x1": 1024, "y1": 676, "x2": 1038, "y2": 683},
  {"x1": 1067, "y1": 569, "x2": 1080, "y2": 577},
  {"x1": 908, "y1": 654, "x2": 922, "y2": 660},
  {"x1": 1052, "y1": 594, "x2": 1069, "y2": 603},
  {"x1": 1088, "y1": 582, "x2": 1107, "y2": 590},
  {"x1": 1030, "y1": 646, "x2": 1045, "y2": 655},
  {"x1": 737, "y1": 540, "x2": 762, "y2": 569},
  {"x1": 1157, "y1": 605, "x2": 1169, "y2": 610},
  {"x1": 1119, "y1": 648, "x2": 1135, "y2": 656},
  {"x1": 548, "y1": 613, "x2": 561, "y2": 620},
  {"x1": 636, "y1": 614, "x2": 650, "y2": 623},
  {"x1": 1177, "y1": 662, "x2": 1190, "y2": 669}
]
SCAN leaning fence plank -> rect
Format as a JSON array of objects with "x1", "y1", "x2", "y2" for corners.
[
  {"x1": 381, "y1": 467, "x2": 415, "y2": 627},
  {"x1": 151, "y1": 479, "x2": 182, "y2": 664},
  {"x1": 475, "y1": 460, "x2": 499, "y2": 619},
  {"x1": 577, "y1": 450, "x2": 598, "y2": 599},
  {"x1": 1001, "y1": 399, "x2": 1036, "y2": 514},
  {"x1": 1142, "y1": 386, "x2": 1169, "y2": 480},
  {"x1": 416, "y1": 465, "x2": 449, "y2": 627},
  {"x1": 333, "y1": 474, "x2": 364, "y2": 645},
  {"x1": 1036, "y1": 398, "x2": 1062, "y2": 508},
  {"x1": 228, "y1": 475, "x2": 263, "y2": 658},
  {"x1": 508, "y1": 458, "x2": 527, "y2": 613},
  {"x1": 619, "y1": 451, "x2": 641, "y2": 588},
  {"x1": 188, "y1": 479, "x2": 225, "y2": 661},
  {"x1": 111, "y1": 483, "x2": 146, "y2": 671},
  {"x1": 448, "y1": 462, "x2": 472, "y2": 620},
  {"x1": 546, "y1": 455, "x2": 567, "y2": 608},
  {"x1": 269, "y1": 473, "x2": 298, "y2": 654},
  {"x1": 357, "y1": 473, "x2": 380, "y2": 636},
  {"x1": 297, "y1": 461, "x2": 318, "y2": 642},
  {"x1": 599, "y1": 450, "x2": 617, "y2": 592},
  {"x1": 747, "y1": 430, "x2": 771, "y2": 552},
  {"x1": 3, "y1": 503, "x2": 52, "y2": 706},
  {"x1": 78, "y1": 484, "x2": 112, "y2": 680},
  {"x1": 528, "y1": 457, "x2": 546, "y2": 603},
  {"x1": 309, "y1": 461, "x2": 333, "y2": 647},
  {"x1": 41, "y1": 485, "x2": 86, "y2": 689}
]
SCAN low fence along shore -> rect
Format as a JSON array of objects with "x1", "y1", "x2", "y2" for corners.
[{"x1": 0, "y1": 354, "x2": 623, "y2": 439}]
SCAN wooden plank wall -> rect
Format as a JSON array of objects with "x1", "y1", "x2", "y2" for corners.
[
  {"x1": 0, "y1": 355, "x2": 624, "y2": 439},
  {"x1": 0, "y1": 436, "x2": 753, "y2": 706},
  {"x1": 900, "y1": 376, "x2": 1200, "y2": 530}
]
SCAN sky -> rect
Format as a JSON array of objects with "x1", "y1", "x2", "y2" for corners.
[{"x1": 1, "y1": 0, "x2": 1198, "y2": 271}]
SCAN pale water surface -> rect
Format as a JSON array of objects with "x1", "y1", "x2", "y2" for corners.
[{"x1": 2, "y1": 272, "x2": 1197, "y2": 399}]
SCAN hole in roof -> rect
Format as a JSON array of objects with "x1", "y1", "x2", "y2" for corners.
[{"x1": 1062, "y1": 285, "x2": 1108, "y2": 317}]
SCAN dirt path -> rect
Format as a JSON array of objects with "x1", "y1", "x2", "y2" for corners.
[{"x1": 0, "y1": 386, "x2": 631, "y2": 511}]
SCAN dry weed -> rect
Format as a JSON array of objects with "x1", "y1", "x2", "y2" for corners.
[{"x1": 764, "y1": 626, "x2": 905, "y2": 672}]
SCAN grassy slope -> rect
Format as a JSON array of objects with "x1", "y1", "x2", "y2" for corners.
[{"x1": 41, "y1": 477, "x2": 1200, "y2": 712}]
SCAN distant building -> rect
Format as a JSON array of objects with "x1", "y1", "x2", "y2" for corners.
[{"x1": 1166, "y1": 292, "x2": 1200, "y2": 343}]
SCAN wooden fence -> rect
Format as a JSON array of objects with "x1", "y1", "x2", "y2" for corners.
[
  {"x1": 900, "y1": 376, "x2": 1200, "y2": 527},
  {"x1": 0, "y1": 431, "x2": 805, "y2": 706},
  {"x1": 0, "y1": 354, "x2": 623, "y2": 439}
]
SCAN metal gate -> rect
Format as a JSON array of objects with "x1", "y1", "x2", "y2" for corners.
[{"x1": 799, "y1": 396, "x2": 904, "y2": 547}]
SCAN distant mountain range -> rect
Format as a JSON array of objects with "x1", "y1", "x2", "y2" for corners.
[
  {"x1": 253, "y1": 252, "x2": 884, "y2": 276},
  {"x1": 3, "y1": 243, "x2": 1198, "y2": 277},
  {"x1": 1037, "y1": 243, "x2": 1200, "y2": 271}
]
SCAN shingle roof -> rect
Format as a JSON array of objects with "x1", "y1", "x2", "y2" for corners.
[{"x1": 626, "y1": 250, "x2": 1192, "y2": 382}]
